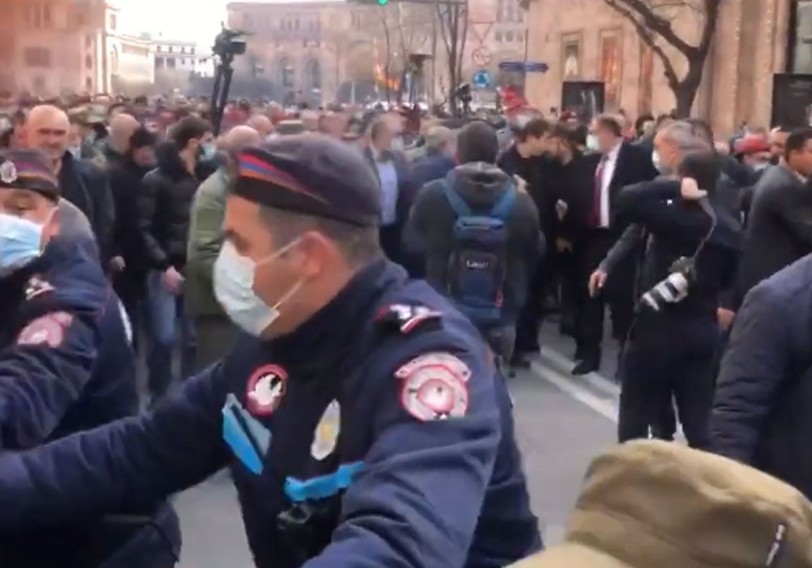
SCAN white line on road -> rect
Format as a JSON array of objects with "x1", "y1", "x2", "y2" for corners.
[
  {"x1": 528, "y1": 360, "x2": 619, "y2": 423},
  {"x1": 540, "y1": 349, "x2": 620, "y2": 398}
]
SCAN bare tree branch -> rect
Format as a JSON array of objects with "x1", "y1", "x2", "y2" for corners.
[
  {"x1": 604, "y1": 0, "x2": 680, "y2": 88},
  {"x1": 605, "y1": 0, "x2": 696, "y2": 55}
]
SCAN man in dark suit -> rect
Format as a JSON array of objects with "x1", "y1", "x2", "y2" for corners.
[
  {"x1": 572, "y1": 114, "x2": 658, "y2": 375},
  {"x1": 363, "y1": 117, "x2": 417, "y2": 267},
  {"x1": 735, "y1": 127, "x2": 812, "y2": 307}
]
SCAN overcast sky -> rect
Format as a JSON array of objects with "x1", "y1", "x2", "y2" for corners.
[{"x1": 120, "y1": 0, "x2": 340, "y2": 45}]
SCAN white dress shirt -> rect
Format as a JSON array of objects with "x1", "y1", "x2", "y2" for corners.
[{"x1": 599, "y1": 142, "x2": 623, "y2": 228}]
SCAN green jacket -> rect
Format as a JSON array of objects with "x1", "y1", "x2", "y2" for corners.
[{"x1": 185, "y1": 167, "x2": 228, "y2": 318}]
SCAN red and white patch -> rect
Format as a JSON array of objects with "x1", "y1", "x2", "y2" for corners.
[
  {"x1": 24, "y1": 275, "x2": 54, "y2": 301},
  {"x1": 246, "y1": 364, "x2": 288, "y2": 416},
  {"x1": 397, "y1": 353, "x2": 470, "y2": 421},
  {"x1": 17, "y1": 312, "x2": 73, "y2": 348}
]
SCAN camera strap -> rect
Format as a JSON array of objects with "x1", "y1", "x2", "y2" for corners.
[{"x1": 690, "y1": 197, "x2": 718, "y2": 261}]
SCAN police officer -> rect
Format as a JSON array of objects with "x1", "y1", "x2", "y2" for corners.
[
  {"x1": 0, "y1": 136, "x2": 542, "y2": 567},
  {"x1": 0, "y1": 150, "x2": 179, "y2": 568}
]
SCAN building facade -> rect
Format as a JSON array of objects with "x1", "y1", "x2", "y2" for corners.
[
  {"x1": 524, "y1": 0, "x2": 804, "y2": 135},
  {"x1": 227, "y1": 1, "x2": 383, "y2": 105},
  {"x1": 1, "y1": 0, "x2": 158, "y2": 96},
  {"x1": 225, "y1": 0, "x2": 526, "y2": 105},
  {"x1": 152, "y1": 39, "x2": 215, "y2": 93}
]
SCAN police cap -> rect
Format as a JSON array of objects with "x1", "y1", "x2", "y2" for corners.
[
  {"x1": 233, "y1": 134, "x2": 381, "y2": 228},
  {"x1": 0, "y1": 149, "x2": 59, "y2": 201}
]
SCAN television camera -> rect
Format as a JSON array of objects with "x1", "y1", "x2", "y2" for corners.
[{"x1": 210, "y1": 26, "x2": 248, "y2": 135}]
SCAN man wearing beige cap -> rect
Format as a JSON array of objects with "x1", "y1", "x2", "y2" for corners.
[{"x1": 512, "y1": 440, "x2": 812, "y2": 567}]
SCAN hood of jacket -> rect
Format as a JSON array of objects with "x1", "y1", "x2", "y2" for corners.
[{"x1": 445, "y1": 162, "x2": 513, "y2": 208}]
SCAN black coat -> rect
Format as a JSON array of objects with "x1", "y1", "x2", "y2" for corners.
[
  {"x1": 735, "y1": 164, "x2": 812, "y2": 305},
  {"x1": 138, "y1": 142, "x2": 207, "y2": 271},
  {"x1": 58, "y1": 153, "x2": 116, "y2": 264}
]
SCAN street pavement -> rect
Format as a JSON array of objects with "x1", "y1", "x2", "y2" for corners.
[{"x1": 172, "y1": 319, "x2": 625, "y2": 566}]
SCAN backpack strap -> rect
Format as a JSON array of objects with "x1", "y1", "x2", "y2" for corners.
[
  {"x1": 441, "y1": 182, "x2": 472, "y2": 217},
  {"x1": 490, "y1": 186, "x2": 517, "y2": 220}
]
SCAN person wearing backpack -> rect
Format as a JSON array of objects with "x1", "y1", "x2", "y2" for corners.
[{"x1": 405, "y1": 120, "x2": 545, "y2": 363}]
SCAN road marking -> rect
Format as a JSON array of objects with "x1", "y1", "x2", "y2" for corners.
[
  {"x1": 540, "y1": 349, "x2": 620, "y2": 398},
  {"x1": 529, "y1": 360, "x2": 618, "y2": 423}
]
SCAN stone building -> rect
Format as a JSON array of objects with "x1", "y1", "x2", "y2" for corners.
[
  {"x1": 524, "y1": 0, "x2": 808, "y2": 135},
  {"x1": 226, "y1": 0, "x2": 528, "y2": 105},
  {"x1": 226, "y1": 1, "x2": 370, "y2": 105},
  {"x1": 1, "y1": 0, "x2": 155, "y2": 96}
]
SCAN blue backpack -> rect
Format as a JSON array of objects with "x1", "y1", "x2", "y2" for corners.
[{"x1": 442, "y1": 183, "x2": 517, "y2": 329}]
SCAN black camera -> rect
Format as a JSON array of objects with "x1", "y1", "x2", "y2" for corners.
[
  {"x1": 213, "y1": 28, "x2": 247, "y2": 59},
  {"x1": 638, "y1": 256, "x2": 695, "y2": 313}
]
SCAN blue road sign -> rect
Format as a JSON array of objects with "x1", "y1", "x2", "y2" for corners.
[
  {"x1": 498, "y1": 61, "x2": 549, "y2": 73},
  {"x1": 472, "y1": 70, "x2": 493, "y2": 89}
]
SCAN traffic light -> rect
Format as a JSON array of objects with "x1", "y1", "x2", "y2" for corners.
[{"x1": 377, "y1": 0, "x2": 388, "y2": 5}]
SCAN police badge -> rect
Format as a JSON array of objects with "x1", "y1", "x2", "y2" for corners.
[{"x1": 0, "y1": 160, "x2": 17, "y2": 185}]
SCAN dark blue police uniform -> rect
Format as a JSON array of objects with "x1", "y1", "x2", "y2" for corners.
[
  {"x1": 0, "y1": 258, "x2": 541, "y2": 567},
  {"x1": 0, "y1": 233, "x2": 180, "y2": 568}
]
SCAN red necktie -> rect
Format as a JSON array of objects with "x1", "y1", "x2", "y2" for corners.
[{"x1": 591, "y1": 158, "x2": 605, "y2": 227}]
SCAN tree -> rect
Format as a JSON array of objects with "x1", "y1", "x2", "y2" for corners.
[
  {"x1": 393, "y1": 4, "x2": 433, "y2": 100},
  {"x1": 603, "y1": 0, "x2": 722, "y2": 117},
  {"x1": 435, "y1": 0, "x2": 469, "y2": 115}
]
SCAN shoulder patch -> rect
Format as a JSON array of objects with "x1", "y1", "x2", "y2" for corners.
[
  {"x1": 24, "y1": 275, "x2": 55, "y2": 301},
  {"x1": 376, "y1": 304, "x2": 442, "y2": 335},
  {"x1": 246, "y1": 364, "x2": 288, "y2": 416},
  {"x1": 396, "y1": 352, "x2": 471, "y2": 422},
  {"x1": 17, "y1": 312, "x2": 74, "y2": 348}
]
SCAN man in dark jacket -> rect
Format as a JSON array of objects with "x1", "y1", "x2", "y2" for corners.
[
  {"x1": 26, "y1": 105, "x2": 115, "y2": 265},
  {"x1": 405, "y1": 120, "x2": 544, "y2": 361},
  {"x1": 410, "y1": 125, "x2": 456, "y2": 190},
  {"x1": 108, "y1": 127, "x2": 156, "y2": 348},
  {"x1": 139, "y1": 116, "x2": 213, "y2": 400},
  {"x1": 610, "y1": 141, "x2": 740, "y2": 449},
  {"x1": 0, "y1": 135, "x2": 541, "y2": 568},
  {"x1": 711, "y1": 253, "x2": 812, "y2": 499},
  {"x1": 734, "y1": 127, "x2": 812, "y2": 307},
  {"x1": 0, "y1": 150, "x2": 179, "y2": 567}
]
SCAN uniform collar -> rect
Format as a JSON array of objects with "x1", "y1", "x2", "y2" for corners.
[{"x1": 270, "y1": 256, "x2": 401, "y2": 367}]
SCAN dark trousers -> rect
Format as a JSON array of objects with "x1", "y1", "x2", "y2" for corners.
[
  {"x1": 514, "y1": 262, "x2": 548, "y2": 355},
  {"x1": 573, "y1": 230, "x2": 635, "y2": 364},
  {"x1": 113, "y1": 270, "x2": 145, "y2": 354},
  {"x1": 617, "y1": 314, "x2": 719, "y2": 449}
]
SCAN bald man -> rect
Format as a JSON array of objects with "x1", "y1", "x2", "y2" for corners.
[
  {"x1": 185, "y1": 125, "x2": 262, "y2": 369},
  {"x1": 246, "y1": 114, "x2": 273, "y2": 139},
  {"x1": 105, "y1": 113, "x2": 140, "y2": 167},
  {"x1": 27, "y1": 105, "x2": 116, "y2": 263}
]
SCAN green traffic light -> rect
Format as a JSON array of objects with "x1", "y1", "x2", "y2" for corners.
[{"x1": 377, "y1": 0, "x2": 388, "y2": 5}]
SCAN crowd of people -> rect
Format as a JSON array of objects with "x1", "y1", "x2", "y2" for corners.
[{"x1": 1, "y1": 90, "x2": 812, "y2": 566}]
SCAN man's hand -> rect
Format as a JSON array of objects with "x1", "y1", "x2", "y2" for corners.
[
  {"x1": 714, "y1": 141, "x2": 730, "y2": 156},
  {"x1": 555, "y1": 238, "x2": 572, "y2": 253},
  {"x1": 513, "y1": 175, "x2": 528, "y2": 193},
  {"x1": 717, "y1": 308, "x2": 736, "y2": 331},
  {"x1": 162, "y1": 266, "x2": 184, "y2": 294},
  {"x1": 680, "y1": 177, "x2": 707, "y2": 201},
  {"x1": 555, "y1": 199, "x2": 568, "y2": 221},
  {"x1": 588, "y1": 269, "x2": 607, "y2": 297},
  {"x1": 109, "y1": 256, "x2": 125, "y2": 272}
]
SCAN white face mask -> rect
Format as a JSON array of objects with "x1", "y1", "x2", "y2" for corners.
[
  {"x1": 390, "y1": 135, "x2": 404, "y2": 152},
  {"x1": 214, "y1": 239, "x2": 304, "y2": 336},
  {"x1": 652, "y1": 149, "x2": 665, "y2": 174},
  {"x1": 586, "y1": 134, "x2": 599, "y2": 151}
]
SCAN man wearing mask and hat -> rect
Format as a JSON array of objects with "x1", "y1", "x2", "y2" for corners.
[
  {"x1": 0, "y1": 135, "x2": 541, "y2": 568},
  {"x1": 0, "y1": 150, "x2": 179, "y2": 567}
]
